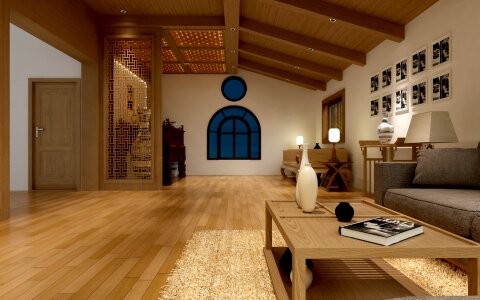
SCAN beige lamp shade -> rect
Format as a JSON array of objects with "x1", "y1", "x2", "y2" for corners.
[
  {"x1": 295, "y1": 135, "x2": 304, "y2": 146},
  {"x1": 328, "y1": 128, "x2": 340, "y2": 143},
  {"x1": 404, "y1": 111, "x2": 458, "y2": 144}
]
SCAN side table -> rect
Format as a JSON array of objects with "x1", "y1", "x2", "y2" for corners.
[{"x1": 319, "y1": 162, "x2": 352, "y2": 191}]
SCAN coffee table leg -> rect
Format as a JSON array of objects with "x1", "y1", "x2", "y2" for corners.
[
  {"x1": 468, "y1": 258, "x2": 480, "y2": 295},
  {"x1": 265, "y1": 206, "x2": 272, "y2": 250},
  {"x1": 292, "y1": 254, "x2": 306, "y2": 300}
]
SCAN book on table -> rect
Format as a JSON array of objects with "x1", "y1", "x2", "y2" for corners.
[{"x1": 339, "y1": 217, "x2": 424, "y2": 246}]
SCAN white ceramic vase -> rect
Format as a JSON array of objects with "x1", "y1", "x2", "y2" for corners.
[
  {"x1": 289, "y1": 268, "x2": 313, "y2": 289},
  {"x1": 377, "y1": 115, "x2": 394, "y2": 144},
  {"x1": 295, "y1": 143, "x2": 310, "y2": 208},
  {"x1": 298, "y1": 162, "x2": 318, "y2": 213}
]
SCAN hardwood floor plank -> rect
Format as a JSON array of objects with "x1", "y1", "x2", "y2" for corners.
[{"x1": 0, "y1": 176, "x2": 362, "y2": 298}]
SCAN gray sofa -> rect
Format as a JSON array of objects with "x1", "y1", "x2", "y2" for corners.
[{"x1": 374, "y1": 148, "x2": 480, "y2": 243}]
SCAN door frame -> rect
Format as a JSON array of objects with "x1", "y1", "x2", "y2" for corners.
[{"x1": 28, "y1": 78, "x2": 81, "y2": 190}]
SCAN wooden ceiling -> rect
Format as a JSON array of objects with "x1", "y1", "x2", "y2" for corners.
[{"x1": 85, "y1": 0, "x2": 438, "y2": 90}]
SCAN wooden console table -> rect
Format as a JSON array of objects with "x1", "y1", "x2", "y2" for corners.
[
  {"x1": 162, "y1": 119, "x2": 186, "y2": 186},
  {"x1": 359, "y1": 138, "x2": 421, "y2": 197}
]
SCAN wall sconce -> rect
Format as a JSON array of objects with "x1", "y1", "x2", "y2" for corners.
[
  {"x1": 296, "y1": 136, "x2": 304, "y2": 149},
  {"x1": 328, "y1": 128, "x2": 340, "y2": 163}
]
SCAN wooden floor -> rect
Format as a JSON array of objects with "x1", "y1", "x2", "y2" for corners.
[{"x1": 0, "y1": 176, "x2": 362, "y2": 299}]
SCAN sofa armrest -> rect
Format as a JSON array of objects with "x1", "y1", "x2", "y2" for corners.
[{"x1": 374, "y1": 162, "x2": 417, "y2": 206}]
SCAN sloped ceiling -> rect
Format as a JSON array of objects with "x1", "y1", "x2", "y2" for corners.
[{"x1": 84, "y1": 0, "x2": 438, "y2": 90}]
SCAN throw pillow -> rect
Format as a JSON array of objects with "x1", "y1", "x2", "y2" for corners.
[{"x1": 413, "y1": 148, "x2": 480, "y2": 188}]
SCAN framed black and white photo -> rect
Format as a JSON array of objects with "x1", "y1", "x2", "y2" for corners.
[
  {"x1": 395, "y1": 86, "x2": 409, "y2": 114},
  {"x1": 432, "y1": 70, "x2": 451, "y2": 102},
  {"x1": 395, "y1": 58, "x2": 408, "y2": 83},
  {"x1": 381, "y1": 93, "x2": 393, "y2": 116},
  {"x1": 370, "y1": 98, "x2": 379, "y2": 117},
  {"x1": 411, "y1": 47, "x2": 426, "y2": 76},
  {"x1": 411, "y1": 80, "x2": 427, "y2": 108},
  {"x1": 381, "y1": 66, "x2": 392, "y2": 88},
  {"x1": 432, "y1": 34, "x2": 450, "y2": 67},
  {"x1": 370, "y1": 73, "x2": 380, "y2": 93}
]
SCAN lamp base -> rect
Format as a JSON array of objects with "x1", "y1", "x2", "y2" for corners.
[{"x1": 329, "y1": 143, "x2": 339, "y2": 163}]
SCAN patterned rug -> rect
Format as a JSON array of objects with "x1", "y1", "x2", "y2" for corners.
[{"x1": 158, "y1": 230, "x2": 468, "y2": 299}]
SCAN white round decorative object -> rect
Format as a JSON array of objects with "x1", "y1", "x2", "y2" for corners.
[
  {"x1": 290, "y1": 268, "x2": 314, "y2": 289},
  {"x1": 295, "y1": 143, "x2": 310, "y2": 208},
  {"x1": 377, "y1": 115, "x2": 394, "y2": 144},
  {"x1": 298, "y1": 162, "x2": 318, "y2": 213}
]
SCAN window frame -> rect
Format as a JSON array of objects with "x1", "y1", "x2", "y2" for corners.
[{"x1": 207, "y1": 106, "x2": 261, "y2": 160}]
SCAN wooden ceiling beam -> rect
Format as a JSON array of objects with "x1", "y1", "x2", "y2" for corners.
[
  {"x1": 271, "y1": 0, "x2": 404, "y2": 42},
  {"x1": 100, "y1": 15, "x2": 225, "y2": 29},
  {"x1": 239, "y1": 58, "x2": 326, "y2": 90},
  {"x1": 239, "y1": 42, "x2": 342, "y2": 81},
  {"x1": 240, "y1": 18, "x2": 366, "y2": 66},
  {"x1": 163, "y1": 31, "x2": 191, "y2": 73},
  {"x1": 223, "y1": 0, "x2": 240, "y2": 74}
]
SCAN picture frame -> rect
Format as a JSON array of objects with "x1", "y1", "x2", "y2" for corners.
[
  {"x1": 370, "y1": 73, "x2": 380, "y2": 93},
  {"x1": 431, "y1": 70, "x2": 451, "y2": 102},
  {"x1": 381, "y1": 66, "x2": 392, "y2": 88},
  {"x1": 381, "y1": 93, "x2": 393, "y2": 116},
  {"x1": 395, "y1": 86, "x2": 409, "y2": 114},
  {"x1": 431, "y1": 33, "x2": 450, "y2": 68},
  {"x1": 411, "y1": 80, "x2": 428, "y2": 109},
  {"x1": 411, "y1": 47, "x2": 427, "y2": 76},
  {"x1": 370, "y1": 98, "x2": 379, "y2": 117},
  {"x1": 395, "y1": 57, "x2": 408, "y2": 83}
]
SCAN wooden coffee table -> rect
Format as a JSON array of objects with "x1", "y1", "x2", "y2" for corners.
[{"x1": 264, "y1": 199, "x2": 480, "y2": 300}]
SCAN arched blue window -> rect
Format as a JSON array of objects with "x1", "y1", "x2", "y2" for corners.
[{"x1": 207, "y1": 106, "x2": 261, "y2": 160}]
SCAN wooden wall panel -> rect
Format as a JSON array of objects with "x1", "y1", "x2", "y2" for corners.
[
  {"x1": 81, "y1": 62, "x2": 100, "y2": 190},
  {"x1": 10, "y1": 0, "x2": 99, "y2": 62},
  {"x1": 0, "y1": 0, "x2": 10, "y2": 219},
  {"x1": 9, "y1": 0, "x2": 101, "y2": 191}
]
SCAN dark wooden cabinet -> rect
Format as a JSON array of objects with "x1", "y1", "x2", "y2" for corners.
[{"x1": 162, "y1": 119, "x2": 186, "y2": 185}]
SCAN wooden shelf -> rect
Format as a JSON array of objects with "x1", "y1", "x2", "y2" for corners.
[{"x1": 265, "y1": 247, "x2": 429, "y2": 299}]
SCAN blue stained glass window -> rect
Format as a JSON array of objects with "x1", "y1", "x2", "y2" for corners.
[
  {"x1": 207, "y1": 106, "x2": 261, "y2": 160},
  {"x1": 221, "y1": 76, "x2": 247, "y2": 101}
]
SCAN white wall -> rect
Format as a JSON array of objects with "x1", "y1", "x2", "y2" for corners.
[
  {"x1": 162, "y1": 69, "x2": 322, "y2": 175},
  {"x1": 323, "y1": 0, "x2": 480, "y2": 189},
  {"x1": 10, "y1": 24, "x2": 81, "y2": 191}
]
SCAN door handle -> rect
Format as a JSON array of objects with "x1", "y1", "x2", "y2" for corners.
[{"x1": 35, "y1": 126, "x2": 44, "y2": 138}]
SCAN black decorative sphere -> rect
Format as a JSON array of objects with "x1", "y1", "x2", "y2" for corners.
[{"x1": 335, "y1": 202, "x2": 354, "y2": 222}]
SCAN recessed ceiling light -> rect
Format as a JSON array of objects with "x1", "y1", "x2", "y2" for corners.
[
  {"x1": 307, "y1": 48, "x2": 314, "y2": 52},
  {"x1": 120, "y1": 9, "x2": 127, "y2": 14},
  {"x1": 294, "y1": 66, "x2": 300, "y2": 70},
  {"x1": 286, "y1": 79, "x2": 290, "y2": 82},
  {"x1": 230, "y1": 27, "x2": 236, "y2": 31},
  {"x1": 329, "y1": 17, "x2": 336, "y2": 23}
]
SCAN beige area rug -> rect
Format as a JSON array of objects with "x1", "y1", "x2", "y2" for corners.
[{"x1": 158, "y1": 230, "x2": 468, "y2": 299}]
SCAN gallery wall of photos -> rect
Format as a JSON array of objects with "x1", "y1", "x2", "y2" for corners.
[{"x1": 370, "y1": 33, "x2": 451, "y2": 118}]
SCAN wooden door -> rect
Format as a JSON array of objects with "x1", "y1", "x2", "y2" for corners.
[{"x1": 32, "y1": 81, "x2": 80, "y2": 190}]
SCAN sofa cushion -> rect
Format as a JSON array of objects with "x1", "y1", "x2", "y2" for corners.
[
  {"x1": 384, "y1": 188, "x2": 480, "y2": 240},
  {"x1": 413, "y1": 148, "x2": 480, "y2": 188},
  {"x1": 472, "y1": 216, "x2": 480, "y2": 243}
]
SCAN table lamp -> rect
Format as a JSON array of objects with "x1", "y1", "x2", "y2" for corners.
[
  {"x1": 296, "y1": 136, "x2": 304, "y2": 150},
  {"x1": 328, "y1": 128, "x2": 340, "y2": 162},
  {"x1": 404, "y1": 111, "x2": 458, "y2": 148}
]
